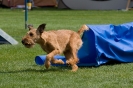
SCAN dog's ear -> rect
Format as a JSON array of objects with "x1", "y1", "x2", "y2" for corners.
[
  {"x1": 27, "y1": 24, "x2": 33, "y2": 30},
  {"x1": 37, "y1": 23, "x2": 46, "y2": 33}
]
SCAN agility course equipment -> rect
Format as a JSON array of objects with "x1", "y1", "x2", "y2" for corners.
[
  {"x1": 0, "y1": 28, "x2": 18, "y2": 45},
  {"x1": 35, "y1": 22, "x2": 133, "y2": 67},
  {"x1": 58, "y1": 0, "x2": 133, "y2": 10},
  {"x1": 1, "y1": 0, "x2": 57, "y2": 7}
]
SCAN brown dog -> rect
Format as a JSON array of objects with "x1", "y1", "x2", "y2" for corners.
[{"x1": 22, "y1": 23, "x2": 88, "y2": 71}]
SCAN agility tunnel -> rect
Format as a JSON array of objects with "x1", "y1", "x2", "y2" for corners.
[{"x1": 35, "y1": 22, "x2": 133, "y2": 67}]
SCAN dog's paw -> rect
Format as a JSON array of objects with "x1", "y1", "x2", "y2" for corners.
[
  {"x1": 44, "y1": 61, "x2": 51, "y2": 69},
  {"x1": 66, "y1": 60, "x2": 71, "y2": 66},
  {"x1": 58, "y1": 59, "x2": 65, "y2": 64},
  {"x1": 51, "y1": 59, "x2": 64, "y2": 64},
  {"x1": 71, "y1": 64, "x2": 78, "y2": 72}
]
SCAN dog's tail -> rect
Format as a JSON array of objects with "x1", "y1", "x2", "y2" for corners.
[{"x1": 77, "y1": 25, "x2": 89, "y2": 35}]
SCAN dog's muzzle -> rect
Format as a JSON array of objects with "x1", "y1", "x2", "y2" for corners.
[{"x1": 21, "y1": 39, "x2": 35, "y2": 48}]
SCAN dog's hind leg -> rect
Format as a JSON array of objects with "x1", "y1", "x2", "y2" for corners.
[
  {"x1": 64, "y1": 51, "x2": 78, "y2": 72},
  {"x1": 70, "y1": 49, "x2": 79, "y2": 72},
  {"x1": 65, "y1": 33, "x2": 82, "y2": 71}
]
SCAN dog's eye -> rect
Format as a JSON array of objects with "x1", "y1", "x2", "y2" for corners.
[{"x1": 29, "y1": 33, "x2": 33, "y2": 36}]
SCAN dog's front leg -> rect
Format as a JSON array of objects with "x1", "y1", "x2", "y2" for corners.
[{"x1": 45, "y1": 49, "x2": 60, "y2": 69}]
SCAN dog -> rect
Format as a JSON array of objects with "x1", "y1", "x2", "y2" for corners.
[{"x1": 22, "y1": 23, "x2": 88, "y2": 72}]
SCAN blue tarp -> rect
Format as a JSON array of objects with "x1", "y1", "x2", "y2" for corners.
[{"x1": 35, "y1": 22, "x2": 133, "y2": 66}]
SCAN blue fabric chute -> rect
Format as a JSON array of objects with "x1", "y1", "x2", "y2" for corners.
[
  {"x1": 35, "y1": 22, "x2": 133, "y2": 66},
  {"x1": 83, "y1": 22, "x2": 133, "y2": 66}
]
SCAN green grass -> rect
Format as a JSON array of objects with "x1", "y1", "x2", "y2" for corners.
[{"x1": 0, "y1": 7, "x2": 133, "y2": 88}]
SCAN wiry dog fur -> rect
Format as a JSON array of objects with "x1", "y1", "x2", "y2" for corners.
[{"x1": 22, "y1": 23, "x2": 88, "y2": 71}]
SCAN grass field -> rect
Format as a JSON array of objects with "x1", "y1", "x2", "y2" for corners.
[{"x1": 0, "y1": 7, "x2": 133, "y2": 88}]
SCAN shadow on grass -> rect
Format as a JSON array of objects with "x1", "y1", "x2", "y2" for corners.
[
  {"x1": 79, "y1": 61, "x2": 131, "y2": 69},
  {"x1": 0, "y1": 61, "x2": 129, "y2": 74},
  {"x1": 0, "y1": 66, "x2": 70, "y2": 74},
  {"x1": 101, "y1": 60, "x2": 129, "y2": 66}
]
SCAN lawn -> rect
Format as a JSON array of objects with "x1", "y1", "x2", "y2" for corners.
[{"x1": 0, "y1": 7, "x2": 133, "y2": 88}]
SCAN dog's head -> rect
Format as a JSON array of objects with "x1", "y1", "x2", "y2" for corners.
[{"x1": 22, "y1": 23, "x2": 46, "y2": 48}]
